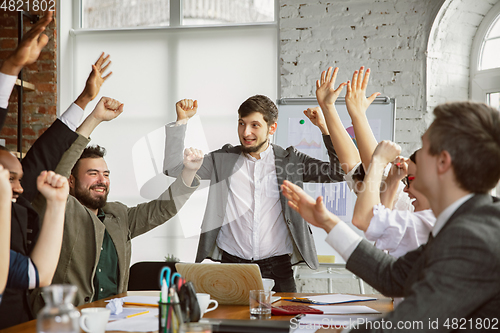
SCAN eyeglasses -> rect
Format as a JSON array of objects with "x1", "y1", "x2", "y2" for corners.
[{"x1": 402, "y1": 175, "x2": 415, "y2": 188}]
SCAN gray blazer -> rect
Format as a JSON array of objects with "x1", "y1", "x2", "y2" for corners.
[
  {"x1": 163, "y1": 123, "x2": 344, "y2": 269},
  {"x1": 347, "y1": 194, "x2": 500, "y2": 332}
]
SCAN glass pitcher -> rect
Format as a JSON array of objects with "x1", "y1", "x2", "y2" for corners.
[{"x1": 36, "y1": 284, "x2": 80, "y2": 333}]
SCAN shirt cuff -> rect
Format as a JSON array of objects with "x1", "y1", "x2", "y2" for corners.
[
  {"x1": 166, "y1": 119, "x2": 188, "y2": 127},
  {"x1": 59, "y1": 103, "x2": 84, "y2": 131},
  {"x1": 28, "y1": 258, "x2": 39, "y2": 289},
  {"x1": 344, "y1": 162, "x2": 362, "y2": 192},
  {"x1": 181, "y1": 173, "x2": 201, "y2": 188},
  {"x1": 325, "y1": 221, "x2": 363, "y2": 261},
  {"x1": 0, "y1": 72, "x2": 17, "y2": 109}
]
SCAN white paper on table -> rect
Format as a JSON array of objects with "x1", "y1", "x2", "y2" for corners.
[
  {"x1": 108, "y1": 308, "x2": 154, "y2": 321},
  {"x1": 310, "y1": 305, "x2": 380, "y2": 314},
  {"x1": 306, "y1": 294, "x2": 377, "y2": 304},
  {"x1": 117, "y1": 295, "x2": 160, "y2": 305},
  {"x1": 105, "y1": 308, "x2": 159, "y2": 332}
]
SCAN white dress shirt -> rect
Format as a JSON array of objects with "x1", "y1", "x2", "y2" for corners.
[
  {"x1": 0, "y1": 72, "x2": 17, "y2": 109},
  {"x1": 326, "y1": 193, "x2": 475, "y2": 262},
  {"x1": 216, "y1": 144, "x2": 293, "y2": 260},
  {"x1": 366, "y1": 204, "x2": 436, "y2": 258}
]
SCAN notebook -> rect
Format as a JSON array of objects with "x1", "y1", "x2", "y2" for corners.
[{"x1": 175, "y1": 263, "x2": 264, "y2": 305}]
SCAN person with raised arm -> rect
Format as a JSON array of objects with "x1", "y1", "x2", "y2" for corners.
[
  {"x1": 305, "y1": 66, "x2": 434, "y2": 258},
  {"x1": 0, "y1": 11, "x2": 77, "y2": 328},
  {"x1": 351, "y1": 141, "x2": 434, "y2": 258},
  {"x1": 163, "y1": 95, "x2": 344, "y2": 292},
  {"x1": 29, "y1": 97, "x2": 203, "y2": 311},
  {"x1": 282, "y1": 101, "x2": 500, "y2": 332}
]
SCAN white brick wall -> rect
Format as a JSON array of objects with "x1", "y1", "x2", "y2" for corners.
[
  {"x1": 280, "y1": 0, "x2": 447, "y2": 155},
  {"x1": 426, "y1": 0, "x2": 497, "y2": 127},
  {"x1": 280, "y1": 0, "x2": 499, "y2": 292}
]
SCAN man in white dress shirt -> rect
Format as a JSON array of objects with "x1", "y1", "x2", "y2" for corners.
[
  {"x1": 163, "y1": 95, "x2": 345, "y2": 291},
  {"x1": 282, "y1": 101, "x2": 500, "y2": 331}
]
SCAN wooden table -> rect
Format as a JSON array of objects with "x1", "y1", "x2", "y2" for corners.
[{"x1": 0, "y1": 291, "x2": 393, "y2": 333}]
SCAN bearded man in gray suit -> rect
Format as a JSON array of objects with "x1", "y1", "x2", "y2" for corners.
[{"x1": 282, "y1": 101, "x2": 500, "y2": 332}]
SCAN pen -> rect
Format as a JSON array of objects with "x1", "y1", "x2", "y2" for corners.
[
  {"x1": 282, "y1": 298, "x2": 332, "y2": 305},
  {"x1": 126, "y1": 310, "x2": 150, "y2": 319}
]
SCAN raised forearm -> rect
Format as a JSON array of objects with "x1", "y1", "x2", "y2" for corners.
[
  {"x1": 76, "y1": 113, "x2": 102, "y2": 138},
  {"x1": 74, "y1": 93, "x2": 93, "y2": 110},
  {"x1": 380, "y1": 178, "x2": 400, "y2": 209},
  {"x1": 351, "y1": 115, "x2": 378, "y2": 172},
  {"x1": 352, "y1": 159, "x2": 385, "y2": 231},
  {"x1": 0, "y1": 58, "x2": 23, "y2": 77},
  {"x1": 321, "y1": 104, "x2": 361, "y2": 173},
  {"x1": 30, "y1": 200, "x2": 66, "y2": 287},
  {"x1": 181, "y1": 168, "x2": 198, "y2": 187}
]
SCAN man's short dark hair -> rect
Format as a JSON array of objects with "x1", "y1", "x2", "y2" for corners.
[
  {"x1": 71, "y1": 145, "x2": 106, "y2": 177},
  {"x1": 427, "y1": 101, "x2": 500, "y2": 193},
  {"x1": 238, "y1": 95, "x2": 278, "y2": 127}
]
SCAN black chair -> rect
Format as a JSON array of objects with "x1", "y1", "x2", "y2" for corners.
[{"x1": 128, "y1": 261, "x2": 178, "y2": 291}]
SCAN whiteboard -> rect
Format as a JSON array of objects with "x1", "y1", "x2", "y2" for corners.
[{"x1": 274, "y1": 96, "x2": 396, "y2": 263}]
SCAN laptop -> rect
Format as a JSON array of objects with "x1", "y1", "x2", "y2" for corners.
[{"x1": 175, "y1": 263, "x2": 264, "y2": 305}]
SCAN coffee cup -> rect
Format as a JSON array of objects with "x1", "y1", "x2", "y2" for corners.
[
  {"x1": 196, "y1": 293, "x2": 218, "y2": 317},
  {"x1": 79, "y1": 307, "x2": 110, "y2": 333},
  {"x1": 262, "y1": 278, "x2": 275, "y2": 292}
]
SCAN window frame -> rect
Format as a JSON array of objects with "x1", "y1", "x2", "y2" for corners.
[
  {"x1": 470, "y1": 0, "x2": 500, "y2": 103},
  {"x1": 77, "y1": 0, "x2": 277, "y2": 31}
]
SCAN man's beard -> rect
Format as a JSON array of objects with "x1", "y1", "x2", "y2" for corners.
[
  {"x1": 73, "y1": 180, "x2": 108, "y2": 211},
  {"x1": 240, "y1": 138, "x2": 268, "y2": 154}
]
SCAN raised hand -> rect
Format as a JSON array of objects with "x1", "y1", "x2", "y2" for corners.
[
  {"x1": 76, "y1": 97, "x2": 124, "y2": 138},
  {"x1": 1, "y1": 12, "x2": 53, "y2": 75},
  {"x1": 345, "y1": 66, "x2": 380, "y2": 119},
  {"x1": 303, "y1": 107, "x2": 328, "y2": 134},
  {"x1": 281, "y1": 180, "x2": 340, "y2": 233},
  {"x1": 91, "y1": 97, "x2": 124, "y2": 122},
  {"x1": 81, "y1": 52, "x2": 113, "y2": 102},
  {"x1": 0, "y1": 165, "x2": 12, "y2": 202},
  {"x1": 386, "y1": 156, "x2": 408, "y2": 182},
  {"x1": 372, "y1": 140, "x2": 401, "y2": 165},
  {"x1": 176, "y1": 99, "x2": 198, "y2": 122},
  {"x1": 316, "y1": 67, "x2": 346, "y2": 108},
  {"x1": 183, "y1": 147, "x2": 204, "y2": 171},
  {"x1": 37, "y1": 171, "x2": 69, "y2": 204}
]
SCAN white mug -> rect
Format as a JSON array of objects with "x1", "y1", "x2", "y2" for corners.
[
  {"x1": 79, "y1": 307, "x2": 111, "y2": 333},
  {"x1": 262, "y1": 278, "x2": 275, "y2": 292},
  {"x1": 196, "y1": 293, "x2": 218, "y2": 317}
]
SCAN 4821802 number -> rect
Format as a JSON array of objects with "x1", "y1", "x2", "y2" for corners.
[{"x1": 1, "y1": 0, "x2": 55, "y2": 12}]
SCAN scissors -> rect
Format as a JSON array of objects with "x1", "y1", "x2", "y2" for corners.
[{"x1": 159, "y1": 267, "x2": 182, "y2": 288}]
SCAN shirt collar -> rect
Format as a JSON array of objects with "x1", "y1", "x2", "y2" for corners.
[
  {"x1": 245, "y1": 142, "x2": 273, "y2": 161},
  {"x1": 97, "y1": 208, "x2": 106, "y2": 222},
  {"x1": 432, "y1": 193, "x2": 474, "y2": 236}
]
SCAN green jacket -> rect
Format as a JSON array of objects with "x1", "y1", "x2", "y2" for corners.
[{"x1": 30, "y1": 134, "x2": 199, "y2": 311}]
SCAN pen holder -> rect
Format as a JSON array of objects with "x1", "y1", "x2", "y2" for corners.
[{"x1": 159, "y1": 301, "x2": 182, "y2": 333}]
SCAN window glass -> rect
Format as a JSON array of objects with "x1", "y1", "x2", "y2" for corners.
[
  {"x1": 182, "y1": 0, "x2": 274, "y2": 26},
  {"x1": 480, "y1": 14, "x2": 500, "y2": 70},
  {"x1": 82, "y1": 0, "x2": 170, "y2": 29},
  {"x1": 486, "y1": 16, "x2": 500, "y2": 38},
  {"x1": 480, "y1": 39, "x2": 500, "y2": 70},
  {"x1": 487, "y1": 92, "x2": 500, "y2": 110}
]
